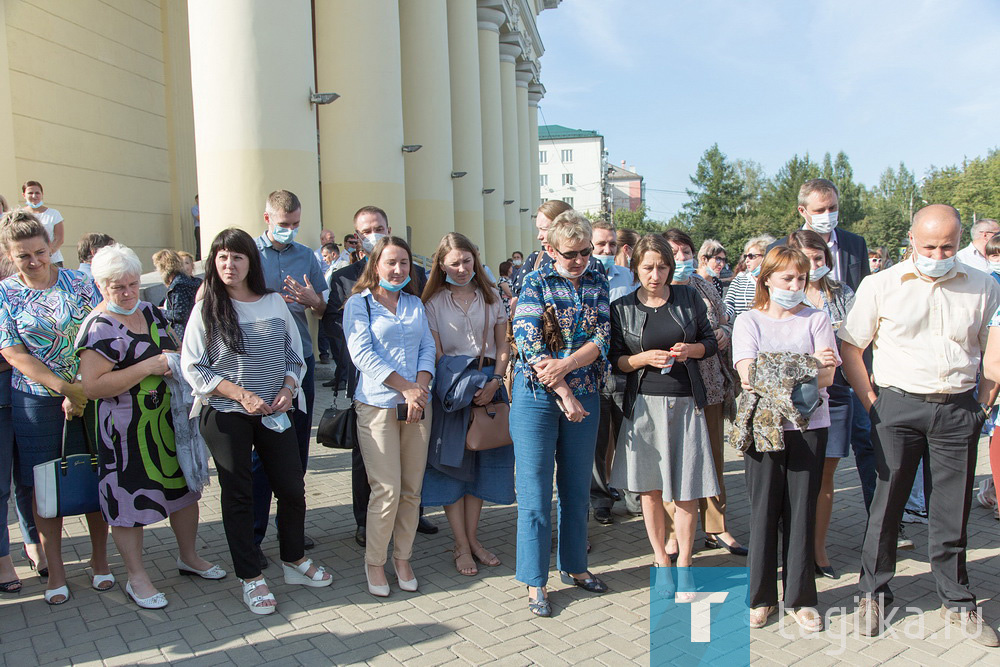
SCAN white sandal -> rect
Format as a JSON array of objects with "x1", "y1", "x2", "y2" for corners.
[
  {"x1": 44, "y1": 584, "x2": 70, "y2": 606},
  {"x1": 241, "y1": 578, "x2": 277, "y2": 615},
  {"x1": 282, "y1": 559, "x2": 332, "y2": 588},
  {"x1": 91, "y1": 572, "x2": 116, "y2": 591}
]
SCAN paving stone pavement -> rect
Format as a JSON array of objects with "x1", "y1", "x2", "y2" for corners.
[{"x1": 4, "y1": 370, "x2": 1000, "y2": 665}]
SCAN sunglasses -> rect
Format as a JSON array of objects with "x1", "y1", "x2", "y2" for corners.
[
  {"x1": 744, "y1": 253, "x2": 763, "y2": 260},
  {"x1": 553, "y1": 245, "x2": 594, "y2": 260}
]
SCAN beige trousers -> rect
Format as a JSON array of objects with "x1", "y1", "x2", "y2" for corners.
[
  {"x1": 664, "y1": 402, "x2": 727, "y2": 538},
  {"x1": 355, "y1": 401, "x2": 432, "y2": 566}
]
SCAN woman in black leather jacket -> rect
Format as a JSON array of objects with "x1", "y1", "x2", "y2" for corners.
[{"x1": 608, "y1": 234, "x2": 718, "y2": 591}]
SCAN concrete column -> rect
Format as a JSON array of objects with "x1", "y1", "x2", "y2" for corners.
[
  {"x1": 399, "y1": 0, "x2": 454, "y2": 260},
  {"x1": 188, "y1": 0, "x2": 321, "y2": 246},
  {"x1": 161, "y1": 0, "x2": 198, "y2": 256},
  {"x1": 0, "y1": 0, "x2": 18, "y2": 197},
  {"x1": 515, "y1": 67, "x2": 533, "y2": 257},
  {"x1": 498, "y1": 41, "x2": 522, "y2": 262},
  {"x1": 315, "y1": 1, "x2": 406, "y2": 238},
  {"x1": 446, "y1": 0, "x2": 486, "y2": 250},
  {"x1": 477, "y1": 7, "x2": 507, "y2": 269},
  {"x1": 528, "y1": 83, "x2": 544, "y2": 238}
]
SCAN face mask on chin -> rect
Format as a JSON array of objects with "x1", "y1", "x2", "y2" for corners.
[
  {"x1": 379, "y1": 275, "x2": 411, "y2": 292},
  {"x1": 809, "y1": 265, "x2": 831, "y2": 281},
  {"x1": 554, "y1": 262, "x2": 586, "y2": 280},
  {"x1": 445, "y1": 271, "x2": 475, "y2": 287}
]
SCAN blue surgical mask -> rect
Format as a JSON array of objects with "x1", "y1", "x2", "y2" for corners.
[
  {"x1": 445, "y1": 271, "x2": 475, "y2": 287},
  {"x1": 912, "y1": 253, "x2": 955, "y2": 278},
  {"x1": 703, "y1": 263, "x2": 719, "y2": 278},
  {"x1": 769, "y1": 286, "x2": 805, "y2": 310},
  {"x1": 261, "y1": 412, "x2": 291, "y2": 433},
  {"x1": 28, "y1": 200, "x2": 43, "y2": 209},
  {"x1": 990, "y1": 261, "x2": 1000, "y2": 275},
  {"x1": 809, "y1": 265, "x2": 831, "y2": 282},
  {"x1": 673, "y1": 259, "x2": 695, "y2": 282},
  {"x1": 379, "y1": 275, "x2": 411, "y2": 292},
  {"x1": 271, "y1": 225, "x2": 298, "y2": 245},
  {"x1": 593, "y1": 254, "x2": 615, "y2": 271},
  {"x1": 750, "y1": 265, "x2": 761, "y2": 277},
  {"x1": 107, "y1": 301, "x2": 140, "y2": 316}
]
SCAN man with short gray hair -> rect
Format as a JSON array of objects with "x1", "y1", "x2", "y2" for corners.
[{"x1": 956, "y1": 218, "x2": 1000, "y2": 272}]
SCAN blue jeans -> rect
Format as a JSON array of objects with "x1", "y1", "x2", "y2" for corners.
[
  {"x1": 850, "y1": 390, "x2": 877, "y2": 514},
  {"x1": 510, "y1": 374, "x2": 599, "y2": 587},
  {"x1": 0, "y1": 370, "x2": 12, "y2": 558},
  {"x1": 905, "y1": 459, "x2": 926, "y2": 512},
  {"x1": 253, "y1": 355, "x2": 315, "y2": 544}
]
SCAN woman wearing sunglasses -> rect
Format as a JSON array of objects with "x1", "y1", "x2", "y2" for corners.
[
  {"x1": 724, "y1": 235, "x2": 775, "y2": 322},
  {"x1": 510, "y1": 210, "x2": 611, "y2": 617}
]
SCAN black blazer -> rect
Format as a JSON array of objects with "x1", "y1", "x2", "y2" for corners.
[
  {"x1": 770, "y1": 227, "x2": 870, "y2": 292},
  {"x1": 609, "y1": 285, "x2": 718, "y2": 419}
]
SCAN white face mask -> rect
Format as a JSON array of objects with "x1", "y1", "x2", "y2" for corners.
[
  {"x1": 990, "y1": 261, "x2": 1000, "y2": 275},
  {"x1": 769, "y1": 286, "x2": 805, "y2": 310},
  {"x1": 809, "y1": 265, "x2": 830, "y2": 281},
  {"x1": 912, "y1": 252, "x2": 956, "y2": 278},
  {"x1": 361, "y1": 232, "x2": 387, "y2": 254},
  {"x1": 808, "y1": 210, "x2": 839, "y2": 235},
  {"x1": 554, "y1": 262, "x2": 586, "y2": 280}
]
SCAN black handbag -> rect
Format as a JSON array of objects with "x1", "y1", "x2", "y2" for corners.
[{"x1": 317, "y1": 296, "x2": 370, "y2": 450}]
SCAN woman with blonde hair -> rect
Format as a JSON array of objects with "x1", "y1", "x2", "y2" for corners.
[
  {"x1": 696, "y1": 239, "x2": 727, "y2": 298},
  {"x1": 421, "y1": 233, "x2": 513, "y2": 576},
  {"x1": 724, "y1": 235, "x2": 775, "y2": 322},
  {"x1": 511, "y1": 210, "x2": 611, "y2": 617},
  {"x1": 345, "y1": 236, "x2": 435, "y2": 597},
  {"x1": 152, "y1": 249, "x2": 202, "y2": 341}
]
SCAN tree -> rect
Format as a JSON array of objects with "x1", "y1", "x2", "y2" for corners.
[
  {"x1": 680, "y1": 144, "x2": 746, "y2": 246},
  {"x1": 853, "y1": 163, "x2": 919, "y2": 254},
  {"x1": 924, "y1": 149, "x2": 1000, "y2": 237},
  {"x1": 757, "y1": 154, "x2": 822, "y2": 232},
  {"x1": 585, "y1": 205, "x2": 667, "y2": 235}
]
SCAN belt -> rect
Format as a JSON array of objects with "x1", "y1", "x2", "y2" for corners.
[
  {"x1": 480, "y1": 357, "x2": 496, "y2": 368},
  {"x1": 882, "y1": 386, "x2": 974, "y2": 404}
]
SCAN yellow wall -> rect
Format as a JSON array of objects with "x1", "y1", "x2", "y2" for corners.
[{"x1": 3, "y1": 0, "x2": 181, "y2": 268}]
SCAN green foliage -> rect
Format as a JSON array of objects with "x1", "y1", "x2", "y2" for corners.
[
  {"x1": 669, "y1": 144, "x2": 1000, "y2": 262},
  {"x1": 584, "y1": 205, "x2": 667, "y2": 235}
]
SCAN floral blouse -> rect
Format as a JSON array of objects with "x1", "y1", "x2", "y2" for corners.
[
  {"x1": 685, "y1": 274, "x2": 735, "y2": 408},
  {"x1": 512, "y1": 264, "x2": 611, "y2": 396}
]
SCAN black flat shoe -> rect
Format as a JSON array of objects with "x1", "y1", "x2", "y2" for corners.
[
  {"x1": 355, "y1": 526, "x2": 366, "y2": 547},
  {"x1": 527, "y1": 586, "x2": 551, "y2": 617},
  {"x1": 303, "y1": 534, "x2": 316, "y2": 550},
  {"x1": 815, "y1": 564, "x2": 838, "y2": 579},
  {"x1": 593, "y1": 508, "x2": 614, "y2": 525},
  {"x1": 416, "y1": 516, "x2": 438, "y2": 535},
  {"x1": 559, "y1": 571, "x2": 608, "y2": 593},
  {"x1": 705, "y1": 536, "x2": 748, "y2": 557}
]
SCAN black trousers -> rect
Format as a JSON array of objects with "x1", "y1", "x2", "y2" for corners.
[
  {"x1": 591, "y1": 389, "x2": 624, "y2": 510},
  {"x1": 744, "y1": 428, "x2": 826, "y2": 609},
  {"x1": 860, "y1": 388, "x2": 982, "y2": 610},
  {"x1": 201, "y1": 407, "x2": 306, "y2": 580}
]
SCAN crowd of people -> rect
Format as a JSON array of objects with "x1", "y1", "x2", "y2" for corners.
[{"x1": 1, "y1": 178, "x2": 1000, "y2": 648}]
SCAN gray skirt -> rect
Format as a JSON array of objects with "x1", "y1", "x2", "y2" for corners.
[{"x1": 610, "y1": 394, "x2": 720, "y2": 502}]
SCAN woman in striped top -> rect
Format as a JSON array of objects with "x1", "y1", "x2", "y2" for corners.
[
  {"x1": 181, "y1": 228, "x2": 332, "y2": 616},
  {"x1": 723, "y1": 235, "x2": 775, "y2": 322}
]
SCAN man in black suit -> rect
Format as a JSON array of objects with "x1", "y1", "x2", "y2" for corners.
[{"x1": 323, "y1": 205, "x2": 434, "y2": 547}]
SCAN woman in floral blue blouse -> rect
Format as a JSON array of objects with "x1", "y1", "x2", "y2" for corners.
[{"x1": 510, "y1": 210, "x2": 611, "y2": 617}]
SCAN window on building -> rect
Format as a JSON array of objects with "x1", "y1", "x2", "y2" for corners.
[
  {"x1": 562, "y1": 197, "x2": 574, "y2": 207},
  {"x1": 539, "y1": 150, "x2": 547, "y2": 164},
  {"x1": 561, "y1": 149, "x2": 573, "y2": 162},
  {"x1": 562, "y1": 173, "x2": 573, "y2": 186},
  {"x1": 539, "y1": 174, "x2": 548, "y2": 187}
]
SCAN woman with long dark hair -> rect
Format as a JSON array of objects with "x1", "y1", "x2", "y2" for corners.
[{"x1": 181, "y1": 228, "x2": 331, "y2": 616}]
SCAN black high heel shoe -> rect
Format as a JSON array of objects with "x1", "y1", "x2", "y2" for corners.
[
  {"x1": 22, "y1": 547, "x2": 48, "y2": 580},
  {"x1": 704, "y1": 535, "x2": 748, "y2": 557},
  {"x1": 559, "y1": 571, "x2": 608, "y2": 593},
  {"x1": 527, "y1": 586, "x2": 551, "y2": 617}
]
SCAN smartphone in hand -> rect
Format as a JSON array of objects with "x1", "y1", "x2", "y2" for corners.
[{"x1": 396, "y1": 403, "x2": 425, "y2": 421}]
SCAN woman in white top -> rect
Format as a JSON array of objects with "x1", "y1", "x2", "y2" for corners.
[
  {"x1": 182, "y1": 228, "x2": 331, "y2": 615},
  {"x1": 21, "y1": 181, "x2": 65, "y2": 266}
]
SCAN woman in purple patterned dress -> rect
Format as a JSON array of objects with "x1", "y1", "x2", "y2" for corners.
[{"x1": 77, "y1": 244, "x2": 224, "y2": 609}]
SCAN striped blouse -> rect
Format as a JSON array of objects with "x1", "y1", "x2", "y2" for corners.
[
  {"x1": 181, "y1": 292, "x2": 304, "y2": 415},
  {"x1": 512, "y1": 263, "x2": 611, "y2": 396},
  {"x1": 723, "y1": 271, "x2": 758, "y2": 323}
]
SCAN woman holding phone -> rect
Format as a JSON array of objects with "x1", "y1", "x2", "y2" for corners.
[{"x1": 344, "y1": 236, "x2": 435, "y2": 597}]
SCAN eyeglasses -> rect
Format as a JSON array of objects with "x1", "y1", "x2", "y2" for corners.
[
  {"x1": 553, "y1": 245, "x2": 594, "y2": 260},
  {"x1": 744, "y1": 253, "x2": 763, "y2": 260},
  {"x1": 708, "y1": 255, "x2": 727, "y2": 263}
]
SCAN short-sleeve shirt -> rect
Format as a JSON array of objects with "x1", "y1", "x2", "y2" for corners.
[
  {"x1": 35, "y1": 208, "x2": 65, "y2": 264},
  {"x1": 255, "y1": 232, "x2": 328, "y2": 353},
  {"x1": 424, "y1": 288, "x2": 508, "y2": 359},
  {"x1": 0, "y1": 268, "x2": 101, "y2": 395},
  {"x1": 732, "y1": 307, "x2": 840, "y2": 431}
]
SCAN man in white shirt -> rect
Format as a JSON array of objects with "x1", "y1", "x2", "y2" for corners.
[{"x1": 955, "y1": 218, "x2": 999, "y2": 273}]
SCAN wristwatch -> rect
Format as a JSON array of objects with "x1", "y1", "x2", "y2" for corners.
[{"x1": 491, "y1": 374, "x2": 504, "y2": 383}]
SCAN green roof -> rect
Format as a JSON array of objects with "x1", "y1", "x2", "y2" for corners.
[{"x1": 538, "y1": 124, "x2": 602, "y2": 140}]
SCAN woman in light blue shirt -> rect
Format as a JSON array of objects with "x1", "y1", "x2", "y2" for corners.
[{"x1": 345, "y1": 236, "x2": 435, "y2": 597}]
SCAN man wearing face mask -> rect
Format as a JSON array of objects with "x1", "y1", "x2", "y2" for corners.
[
  {"x1": 839, "y1": 205, "x2": 1000, "y2": 644},
  {"x1": 323, "y1": 206, "x2": 432, "y2": 547},
  {"x1": 251, "y1": 190, "x2": 329, "y2": 566}
]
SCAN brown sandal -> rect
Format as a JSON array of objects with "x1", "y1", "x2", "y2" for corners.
[
  {"x1": 453, "y1": 547, "x2": 477, "y2": 576},
  {"x1": 471, "y1": 545, "x2": 500, "y2": 567}
]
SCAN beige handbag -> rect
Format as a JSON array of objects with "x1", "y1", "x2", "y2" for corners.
[{"x1": 465, "y1": 312, "x2": 513, "y2": 451}]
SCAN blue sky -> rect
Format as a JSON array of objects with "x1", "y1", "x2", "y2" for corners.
[{"x1": 536, "y1": 0, "x2": 1000, "y2": 221}]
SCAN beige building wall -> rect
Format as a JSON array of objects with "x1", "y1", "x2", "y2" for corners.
[{"x1": 3, "y1": 0, "x2": 178, "y2": 268}]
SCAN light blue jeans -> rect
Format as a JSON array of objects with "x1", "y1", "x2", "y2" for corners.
[{"x1": 510, "y1": 373, "x2": 599, "y2": 586}]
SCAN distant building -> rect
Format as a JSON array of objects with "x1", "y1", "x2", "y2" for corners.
[
  {"x1": 609, "y1": 161, "x2": 645, "y2": 212},
  {"x1": 537, "y1": 124, "x2": 604, "y2": 213}
]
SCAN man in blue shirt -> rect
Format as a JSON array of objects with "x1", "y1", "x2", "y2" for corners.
[{"x1": 252, "y1": 189, "x2": 329, "y2": 566}]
